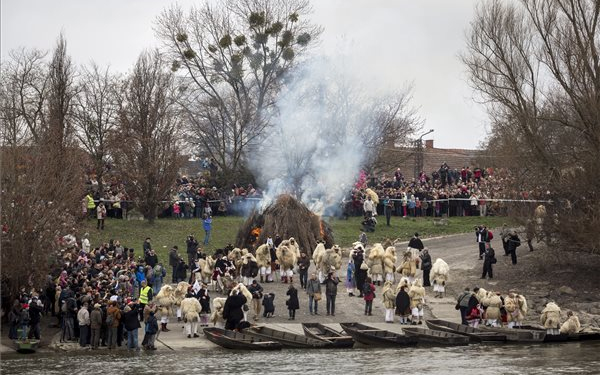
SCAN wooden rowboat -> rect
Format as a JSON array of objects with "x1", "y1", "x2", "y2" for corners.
[
  {"x1": 477, "y1": 326, "x2": 546, "y2": 342},
  {"x1": 301, "y1": 323, "x2": 355, "y2": 348},
  {"x1": 516, "y1": 325, "x2": 600, "y2": 343},
  {"x1": 203, "y1": 327, "x2": 283, "y2": 350},
  {"x1": 339, "y1": 323, "x2": 418, "y2": 347},
  {"x1": 245, "y1": 326, "x2": 327, "y2": 348},
  {"x1": 426, "y1": 319, "x2": 506, "y2": 343},
  {"x1": 402, "y1": 327, "x2": 470, "y2": 346}
]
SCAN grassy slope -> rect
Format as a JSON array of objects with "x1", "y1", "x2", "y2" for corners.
[{"x1": 82, "y1": 215, "x2": 509, "y2": 266}]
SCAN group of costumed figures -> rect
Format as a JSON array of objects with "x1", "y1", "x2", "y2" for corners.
[
  {"x1": 152, "y1": 233, "x2": 583, "y2": 336},
  {"x1": 457, "y1": 287, "x2": 582, "y2": 335},
  {"x1": 343, "y1": 238, "x2": 450, "y2": 324}
]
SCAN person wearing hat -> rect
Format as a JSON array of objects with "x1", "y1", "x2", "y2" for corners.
[
  {"x1": 324, "y1": 268, "x2": 339, "y2": 316},
  {"x1": 90, "y1": 303, "x2": 103, "y2": 349},
  {"x1": 408, "y1": 232, "x2": 424, "y2": 260}
]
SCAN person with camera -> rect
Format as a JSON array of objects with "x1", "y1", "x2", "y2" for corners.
[
  {"x1": 323, "y1": 268, "x2": 339, "y2": 316},
  {"x1": 247, "y1": 280, "x2": 264, "y2": 321}
]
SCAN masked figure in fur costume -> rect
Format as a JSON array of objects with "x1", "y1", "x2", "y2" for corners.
[
  {"x1": 174, "y1": 282, "x2": 190, "y2": 322},
  {"x1": 541, "y1": 301, "x2": 561, "y2": 335},
  {"x1": 255, "y1": 244, "x2": 272, "y2": 283},
  {"x1": 196, "y1": 256, "x2": 215, "y2": 284},
  {"x1": 155, "y1": 285, "x2": 176, "y2": 331},
  {"x1": 383, "y1": 247, "x2": 397, "y2": 282},
  {"x1": 382, "y1": 280, "x2": 396, "y2": 323},
  {"x1": 240, "y1": 253, "x2": 259, "y2": 285},
  {"x1": 408, "y1": 279, "x2": 426, "y2": 324},
  {"x1": 321, "y1": 246, "x2": 342, "y2": 279},
  {"x1": 397, "y1": 250, "x2": 417, "y2": 284},
  {"x1": 280, "y1": 237, "x2": 301, "y2": 259},
  {"x1": 366, "y1": 244, "x2": 385, "y2": 286},
  {"x1": 313, "y1": 242, "x2": 326, "y2": 282},
  {"x1": 210, "y1": 297, "x2": 227, "y2": 328},
  {"x1": 505, "y1": 292, "x2": 528, "y2": 328},
  {"x1": 276, "y1": 244, "x2": 297, "y2": 283},
  {"x1": 430, "y1": 258, "x2": 449, "y2": 298},
  {"x1": 560, "y1": 311, "x2": 581, "y2": 334},
  {"x1": 228, "y1": 248, "x2": 247, "y2": 280},
  {"x1": 481, "y1": 292, "x2": 502, "y2": 327},
  {"x1": 180, "y1": 295, "x2": 202, "y2": 338}
]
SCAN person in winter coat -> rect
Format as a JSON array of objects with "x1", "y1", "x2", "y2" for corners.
[
  {"x1": 482, "y1": 247, "x2": 496, "y2": 279},
  {"x1": 169, "y1": 247, "x2": 180, "y2": 283},
  {"x1": 247, "y1": 280, "x2": 264, "y2": 320},
  {"x1": 382, "y1": 280, "x2": 396, "y2": 323},
  {"x1": 395, "y1": 286, "x2": 411, "y2": 324},
  {"x1": 122, "y1": 304, "x2": 141, "y2": 350},
  {"x1": 96, "y1": 202, "x2": 107, "y2": 230},
  {"x1": 352, "y1": 248, "x2": 367, "y2": 297},
  {"x1": 306, "y1": 273, "x2": 321, "y2": 315},
  {"x1": 407, "y1": 233, "x2": 424, "y2": 259},
  {"x1": 222, "y1": 290, "x2": 247, "y2": 330},
  {"x1": 363, "y1": 277, "x2": 376, "y2": 316},
  {"x1": 77, "y1": 302, "x2": 91, "y2": 347},
  {"x1": 186, "y1": 235, "x2": 199, "y2": 269},
  {"x1": 144, "y1": 311, "x2": 159, "y2": 350},
  {"x1": 106, "y1": 301, "x2": 121, "y2": 349},
  {"x1": 175, "y1": 257, "x2": 188, "y2": 283},
  {"x1": 90, "y1": 303, "x2": 103, "y2": 349},
  {"x1": 419, "y1": 249, "x2": 432, "y2": 287},
  {"x1": 323, "y1": 270, "x2": 339, "y2": 316},
  {"x1": 297, "y1": 252, "x2": 311, "y2": 289},
  {"x1": 286, "y1": 284, "x2": 300, "y2": 320},
  {"x1": 457, "y1": 288, "x2": 473, "y2": 325},
  {"x1": 506, "y1": 231, "x2": 521, "y2": 265},
  {"x1": 27, "y1": 296, "x2": 43, "y2": 340},
  {"x1": 346, "y1": 258, "x2": 356, "y2": 296},
  {"x1": 8, "y1": 300, "x2": 21, "y2": 340},
  {"x1": 262, "y1": 293, "x2": 275, "y2": 318}
]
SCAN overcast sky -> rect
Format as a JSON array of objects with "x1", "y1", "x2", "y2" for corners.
[{"x1": 1, "y1": 0, "x2": 489, "y2": 149}]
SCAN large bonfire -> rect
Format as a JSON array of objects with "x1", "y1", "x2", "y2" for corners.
[{"x1": 235, "y1": 194, "x2": 334, "y2": 255}]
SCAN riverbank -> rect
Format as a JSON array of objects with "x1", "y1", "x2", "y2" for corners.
[{"x1": 3, "y1": 231, "x2": 599, "y2": 354}]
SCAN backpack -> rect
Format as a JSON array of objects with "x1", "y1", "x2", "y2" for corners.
[
  {"x1": 362, "y1": 283, "x2": 373, "y2": 297},
  {"x1": 106, "y1": 312, "x2": 114, "y2": 326}
]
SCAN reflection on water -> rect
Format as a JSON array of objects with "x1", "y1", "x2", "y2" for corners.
[{"x1": 2, "y1": 342, "x2": 599, "y2": 375}]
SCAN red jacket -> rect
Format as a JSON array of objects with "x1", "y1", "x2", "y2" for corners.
[{"x1": 363, "y1": 283, "x2": 376, "y2": 302}]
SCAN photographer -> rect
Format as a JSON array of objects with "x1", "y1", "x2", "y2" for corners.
[{"x1": 323, "y1": 268, "x2": 339, "y2": 316}]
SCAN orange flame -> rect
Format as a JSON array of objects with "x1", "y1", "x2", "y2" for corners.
[{"x1": 320, "y1": 220, "x2": 325, "y2": 239}]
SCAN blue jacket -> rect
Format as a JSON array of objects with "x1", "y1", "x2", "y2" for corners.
[{"x1": 203, "y1": 217, "x2": 212, "y2": 231}]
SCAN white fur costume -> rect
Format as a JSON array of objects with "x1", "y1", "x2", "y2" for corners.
[
  {"x1": 313, "y1": 242, "x2": 326, "y2": 281},
  {"x1": 541, "y1": 302, "x2": 561, "y2": 335},
  {"x1": 180, "y1": 297, "x2": 202, "y2": 336},
  {"x1": 430, "y1": 258, "x2": 449, "y2": 295},
  {"x1": 397, "y1": 250, "x2": 417, "y2": 283},
  {"x1": 560, "y1": 314, "x2": 581, "y2": 334},
  {"x1": 367, "y1": 244, "x2": 385, "y2": 283},
  {"x1": 210, "y1": 297, "x2": 227, "y2": 328},
  {"x1": 255, "y1": 244, "x2": 272, "y2": 281},
  {"x1": 276, "y1": 244, "x2": 297, "y2": 282},
  {"x1": 408, "y1": 279, "x2": 426, "y2": 322},
  {"x1": 155, "y1": 285, "x2": 176, "y2": 324},
  {"x1": 174, "y1": 282, "x2": 190, "y2": 320},
  {"x1": 505, "y1": 293, "x2": 528, "y2": 328},
  {"x1": 383, "y1": 247, "x2": 397, "y2": 282}
]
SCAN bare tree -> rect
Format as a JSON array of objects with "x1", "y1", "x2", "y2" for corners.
[
  {"x1": 72, "y1": 64, "x2": 120, "y2": 192},
  {"x1": 155, "y1": 0, "x2": 321, "y2": 182},
  {"x1": 0, "y1": 48, "x2": 48, "y2": 145},
  {"x1": 1, "y1": 37, "x2": 82, "y2": 300},
  {"x1": 112, "y1": 50, "x2": 185, "y2": 223},
  {"x1": 463, "y1": 0, "x2": 600, "y2": 253}
]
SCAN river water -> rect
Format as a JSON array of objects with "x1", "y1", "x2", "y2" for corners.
[{"x1": 2, "y1": 342, "x2": 599, "y2": 374}]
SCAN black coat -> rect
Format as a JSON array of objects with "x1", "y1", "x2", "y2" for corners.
[
  {"x1": 395, "y1": 290, "x2": 411, "y2": 315},
  {"x1": 262, "y1": 294, "x2": 275, "y2": 313},
  {"x1": 223, "y1": 294, "x2": 247, "y2": 322},
  {"x1": 507, "y1": 235, "x2": 521, "y2": 252},
  {"x1": 286, "y1": 288, "x2": 300, "y2": 310},
  {"x1": 408, "y1": 237, "x2": 424, "y2": 250},
  {"x1": 186, "y1": 238, "x2": 199, "y2": 254},
  {"x1": 121, "y1": 307, "x2": 141, "y2": 331},
  {"x1": 420, "y1": 252, "x2": 432, "y2": 271}
]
